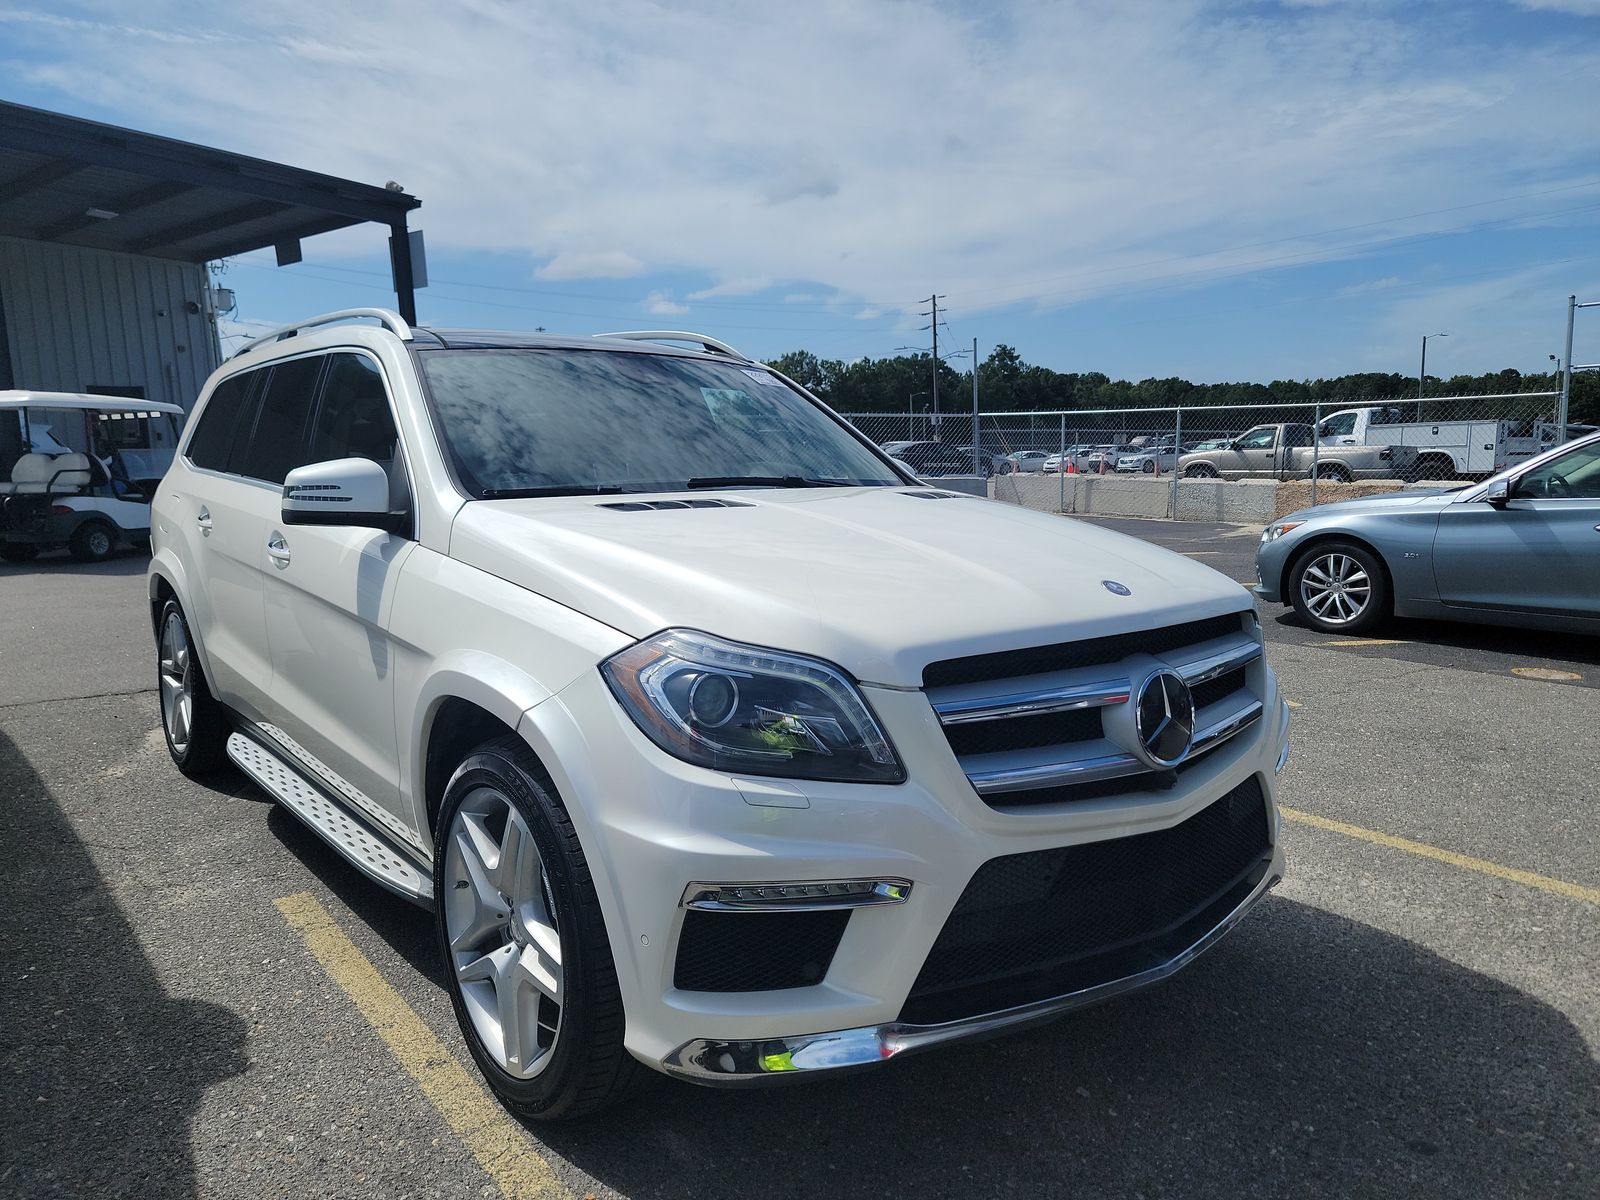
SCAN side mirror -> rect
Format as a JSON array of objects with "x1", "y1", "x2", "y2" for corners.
[
  {"x1": 1482, "y1": 478, "x2": 1511, "y2": 507},
  {"x1": 282, "y1": 457, "x2": 407, "y2": 534}
]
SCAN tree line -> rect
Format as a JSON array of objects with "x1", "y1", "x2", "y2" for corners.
[{"x1": 766, "y1": 344, "x2": 1599, "y2": 424}]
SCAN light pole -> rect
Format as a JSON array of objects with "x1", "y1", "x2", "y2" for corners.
[
  {"x1": 1419, "y1": 332, "x2": 1447, "y2": 403},
  {"x1": 907, "y1": 391, "x2": 929, "y2": 441}
]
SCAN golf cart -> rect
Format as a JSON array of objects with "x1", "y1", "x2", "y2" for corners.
[{"x1": 1, "y1": 391, "x2": 185, "y2": 563}]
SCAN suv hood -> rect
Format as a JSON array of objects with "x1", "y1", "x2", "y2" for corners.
[{"x1": 449, "y1": 488, "x2": 1250, "y2": 687}]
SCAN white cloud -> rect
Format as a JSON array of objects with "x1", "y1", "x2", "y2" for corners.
[
  {"x1": 1513, "y1": 0, "x2": 1600, "y2": 14},
  {"x1": 5, "y1": 1, "x2": 1598, "y2": 322},
  {"x1": 534, "y1": 250, "x2": 643, "y2": 281},
  {"x1": 855, "y1": 306, "x2": 883, "y2": 320},
  {"x1": 644, "y1": 291, "x2": 688, "y2": 316}
]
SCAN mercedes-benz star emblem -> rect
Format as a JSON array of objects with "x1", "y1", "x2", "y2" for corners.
[
  {"x1": 1135, "y1": 670, "x2": 1195, "y2": 767},
  {"x1": 1102, "y1": 580, "x2": 1132, "y2": 596}
]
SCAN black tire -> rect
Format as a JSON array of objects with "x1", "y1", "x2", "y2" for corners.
[
  {"x1": 434, "y1": 735, "x2": 646, "y2": 1120},
  {"x1": 1184, "y1": 463, "x2": 1218, "y2": 478},
  {"x1": 156, "y1": 599, "x2": 231, "y2": 777},
  {"x1": 1, "y1": 541, "x2": 39, "y2": 563},
  {"x1": 1414, "y1": 455, "x2": 1455, "y2": 482},
  {"x1": 1313, "y1": 463, "x2": 1352, "y2": 483},
  {"x1": 69, "y1": 520, "x2": 117, "y2": 563},
  {"x1": 1142, "y1": 460, "x2": 1156, "y2": 474},
  {"x1": 1288, "y1": 541, "x2": 1391, "y2": 635}
]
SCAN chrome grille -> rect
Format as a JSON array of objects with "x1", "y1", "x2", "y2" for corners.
[{"x1": 927, "y1": 613, "x2": 1263, "y2": 808}]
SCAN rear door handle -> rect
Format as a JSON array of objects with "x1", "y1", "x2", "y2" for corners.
[
  {"x1": 266, "y1": 534, "x2": 291, "y2": 566},
  {"x1": 196, "y1": 506, "x2": 212, "y2": 532}
]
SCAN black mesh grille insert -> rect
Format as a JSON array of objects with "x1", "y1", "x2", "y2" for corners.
[
  {"x1": 673, "y1": 909, "x2": 850, "y2": 992},
  {"x1": 1191, "y1": 665, "x2": 1248, "y2": 712},
  {"x1": 901, "y1": 776, "x2": 1270, "y2": 1025},
  {"x1": 923, "y1": 613, "x2": 1244, "y2": 689},
  {"x1": 941, "y1": 706, "x2": 1102, "y2": 758}
]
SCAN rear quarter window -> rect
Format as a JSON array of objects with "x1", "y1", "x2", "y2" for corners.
[{"x1": 185, "y1": 374, "x2": 254, "y2": 470}]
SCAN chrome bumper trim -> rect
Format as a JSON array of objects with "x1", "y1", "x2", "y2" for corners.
[
  {"x1": 660, "y1": 860, "x2": 1282, "y2": 1086},
  {"x1": 681, "y1": 878, "x2": 913, "y2": 912}
]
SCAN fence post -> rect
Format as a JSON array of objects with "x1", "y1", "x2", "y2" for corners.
[
  {"x1": 1310, "y1": 404, "x2": 1320, "y2": 508},
  {"x1": 1059, "y1": 414, "x2": 1066, "y2": 513},
  {"x1": 1171, "y1": 406, "x2": 1182, "y2": 519}
]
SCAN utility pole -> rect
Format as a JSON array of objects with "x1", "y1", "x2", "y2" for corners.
[
  {"x1": 1561, "y1": 295, "x2": 1575, "y2": 435},
  {"x1": 1419, "y1": 332, "x2": 1447, "y2": 403},
  {"x1": 930, "y1": 294, "x2": 940, "y2": 433}
]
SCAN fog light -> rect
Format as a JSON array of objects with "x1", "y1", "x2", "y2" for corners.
[{"x1": 681, "y1": 878, "x2": 913, "y2": 911}]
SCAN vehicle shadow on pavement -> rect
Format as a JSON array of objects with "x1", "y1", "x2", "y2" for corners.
[
  {"x1": 543, "y1": 896, "x2": 1598, "y2": 1200},
  {"x1": 0, "y1": 725, "x2": 249, "y2": 1200},
  {"x1": 262, "y1": 806, "x2": 1598, "y2": 1200},
  {"x1": 0, "y1": 551, "x2": 149, "y2": 577},
  {"x1": 1272, "y1": 610, "x2": 1600, "y2": 668}
]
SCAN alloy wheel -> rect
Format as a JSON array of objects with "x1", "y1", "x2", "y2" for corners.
[
  {"x1": 158, "y1": 611, "x2": 194, "y2": 755},
  {"x1": 444, "y1": 787, "x2": 563, "y2": 1079},
  {"x1": 1298, "y1": 552, "x2": 1371, "y2": 626}
]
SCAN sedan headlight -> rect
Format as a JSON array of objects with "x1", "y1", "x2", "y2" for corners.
[
  {"x1": 1261, "y1": 520, "x2": 1303, "y2": 544},
  {"x1": 601, "y1": 630, "x2": 905, "y2": 783}
]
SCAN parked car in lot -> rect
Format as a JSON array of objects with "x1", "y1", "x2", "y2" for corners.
[
  {"x1": 1, "y1": 391, "x2": 185, "y2": 562},
  {"x1": 1005, "y1": 449, "x2": 1052, "y2": 473},
  {"x1": 886, "y1": 440, "x2": 977, "y2": 476},
  {"x1": 1316, "y1": 405, "x2": 1546, "y2": 480},
  {"x1": 1180, "y1": 423, "x2": 1417, "y2": 482},
  {"x1": 1116, "y1": 438, "x2": 1180, "y2": 474},
  {"x1": 1255, "y1": 430, "x2": 1600, "y2": 635},
  {"x1": 149, "y1": 309, "x2": 1288, "y2": 1119}
]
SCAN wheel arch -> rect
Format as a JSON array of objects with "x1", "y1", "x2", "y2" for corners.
[{"x1": 1279, "y1": 530, "x2": 1394, "y2": 609}]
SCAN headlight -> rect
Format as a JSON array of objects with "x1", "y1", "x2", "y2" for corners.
[
  {"x1": 1261, "y1": 520, "x2": 1303, "y2": 544},
  {"x1": 601, "y1": 630, "x2": 905, "y2": 783}
]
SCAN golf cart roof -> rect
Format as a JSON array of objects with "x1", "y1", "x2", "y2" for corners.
[{"x1": 0, "y1": 390, "x2": 185, "y2": 416}]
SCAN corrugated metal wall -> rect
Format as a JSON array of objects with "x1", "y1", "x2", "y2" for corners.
[{"x1": 0, "y1": 236, "x2": 220, "y2": 411}]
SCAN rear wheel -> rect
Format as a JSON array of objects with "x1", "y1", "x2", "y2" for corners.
[
  {"x1": 0, "y1": 542, "x2": 39, "y2": 563},
  {"x1": 157, "y1": 600, "x2": 230, "y2": 776},
  {"x1": 1313, "y1": 463, "x2": 1352, "y2": 483},
  {"x1": 69, "y1": 520, "x2": 117, "y2": 563},
  {"x1": 1289, "y1": 542, "x2": 1390, "y2": 634},
  {"x1": 1414, "y1": 455, "x2": 1455, "y2": 482},
  {"x1": 435, "y1": 735, "x2": 645, "y2": 1120}
]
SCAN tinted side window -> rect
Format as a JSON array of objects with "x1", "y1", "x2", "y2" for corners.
[
  {"x1": 236, "y1": 356, "x2": 324, "y2": 484},
  {"x1": 308, "y1": 354, "x2": 398, "y2": 466},
  {"x1": 1284, "y1": 425, "x2": 1313, "y2": 448},
  {"x1": 186, "y1": 374, "x2": 254, "y2": 470}
]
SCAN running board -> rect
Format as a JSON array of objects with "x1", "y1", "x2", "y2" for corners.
[{"x1": 226, "y1": 732, "x2": 433, "y2": 909}]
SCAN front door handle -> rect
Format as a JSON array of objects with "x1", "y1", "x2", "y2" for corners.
[
  {"x1": 266, "y1": 534, "x2": 291, "y2": 566},
  {"x1": 196, "y1": 506, "x2": 212, "y2": 532}
]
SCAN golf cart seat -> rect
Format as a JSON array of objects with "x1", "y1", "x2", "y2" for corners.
[{"x1": 3, "y1": 452, "x2": 92, "y2": 495}]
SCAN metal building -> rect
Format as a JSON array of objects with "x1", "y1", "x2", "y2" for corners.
[{"x1": 0, "y1": 100, "x2": 421, "y2": 411}]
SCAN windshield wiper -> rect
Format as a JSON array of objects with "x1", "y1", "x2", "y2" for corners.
[
  {"x1": 479, "y1": 484, "x2": 629, "y2": 498},
  {"x1": 686, "y1": 475, "x2": 854, "y2": 490}
]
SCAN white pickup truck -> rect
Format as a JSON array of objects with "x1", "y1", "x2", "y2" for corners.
[{"x1": 1316, "y1": 405, "x2": 1545, "y2": 480}]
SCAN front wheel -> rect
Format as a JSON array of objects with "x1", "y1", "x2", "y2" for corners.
[
  {"x1": 1184, "y1": 463, "x2": 1218, "y2": 478},
  {"x1": 1289, "y1": 542, "x2": 1390, "y2": 634},
  {"x1": 69, "y1": 520, "x2": 117, "y2": 563},
  {"x1": 435, "y1": 736, "x2": 645, "y2": 1120},
  {"x1": 157, "y1": 600, "x2": 230, "y2": 776}
]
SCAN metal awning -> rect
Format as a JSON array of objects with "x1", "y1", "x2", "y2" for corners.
[{"x1": 0, "y1": 100, "x2": 422, "y2": 318}]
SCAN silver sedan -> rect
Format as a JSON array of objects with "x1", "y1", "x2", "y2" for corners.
[{"x1": 1254, "y1": 431, "x2": 1600, "y2": 635}]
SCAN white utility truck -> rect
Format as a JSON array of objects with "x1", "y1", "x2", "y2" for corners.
[{"x1": 1316, "y1": 405, "x2": 1546, "y2": 480}]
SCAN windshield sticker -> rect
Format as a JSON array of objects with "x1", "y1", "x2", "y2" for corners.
[{"x1": 740, "y1": 369, "x2": 785, "y2": 387}]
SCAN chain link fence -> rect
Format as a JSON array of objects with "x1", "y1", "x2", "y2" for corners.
[{"x1": 844, "y1": 391, "x2": 1587, "y2": 521}]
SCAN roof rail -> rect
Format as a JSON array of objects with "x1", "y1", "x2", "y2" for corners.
[
  {"x1": 594, "y1": 330, "x2": 748, "y2": 359},
  {"x1": 230, "y1": 308, "x2": 413, "y2": 358}
]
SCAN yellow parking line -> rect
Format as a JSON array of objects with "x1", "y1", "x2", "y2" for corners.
[
  {"x1": 1283, "y1": 699, "x2": 1302, "y2": 709},
  {"x1": 1280, "y1": 808, "x2": 1600, "y2": 907},
  {"x1": 274, "y1": 892, "x2": 566, "y2": 1200},
  {"x1": 1322, "y1": 638, "x2": 1406, "y2": 648}
]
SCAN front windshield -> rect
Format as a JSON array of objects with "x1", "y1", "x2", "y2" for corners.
[{"x1": 419, "y1": 348, "x2": 903, "y2": 497}]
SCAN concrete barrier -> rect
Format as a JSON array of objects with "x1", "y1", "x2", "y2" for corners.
[{"x1": 986, "y1": 472, "x2": 1432, "y2": 526}]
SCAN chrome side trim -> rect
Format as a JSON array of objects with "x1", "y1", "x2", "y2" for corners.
[
  {"x1": 968, "y1": 748, "x2": 1144, "y2": 796},
  {"x1": 681, "y1": 878, "x2": 912, "y2": 912},
  {"x1": 933, "y1": 678, "x2": 1130, "y2": 725},
  {"x1": 661, "y1": 859, "x2": 1282, "y2": 1085}
]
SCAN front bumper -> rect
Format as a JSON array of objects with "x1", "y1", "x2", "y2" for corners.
[
  {"x1": 661, "y1": 854, "x2": 1282, "y2": 1084},
  {"x1": 520, "y1": 662, "x2": 1291, "y2": 1081}
]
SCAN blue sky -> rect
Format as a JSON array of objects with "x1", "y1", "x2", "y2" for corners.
[{"x1": 3, "y1": 0, "x2": 1598, "y2": 383}]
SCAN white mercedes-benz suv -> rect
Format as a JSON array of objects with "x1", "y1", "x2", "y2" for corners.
[{"x1": 149, "y1": 309, "x2": 1288, "y2": 1119}]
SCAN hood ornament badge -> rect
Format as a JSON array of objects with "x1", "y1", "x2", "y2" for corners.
[{"x1": 1101, "y1": 580, "x2": 1132, "y2": 596}]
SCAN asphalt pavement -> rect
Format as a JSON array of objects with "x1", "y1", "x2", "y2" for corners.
[{"x1": 1, "y1": 534, "x2": 1596, "y2": 1200}]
